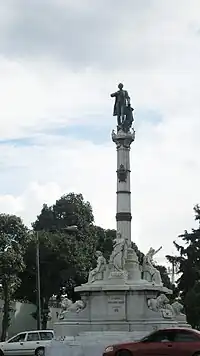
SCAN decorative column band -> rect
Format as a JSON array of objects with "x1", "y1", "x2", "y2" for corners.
[
  {"x1": 116, "y1": 191, "x2": 131, "y2": 194},
  {"x1": 116, "y1": 212, "x2": 132, "y2": 221},
  {"x1": 116, "y1": 170, "x2": 131, "y2": 173}
]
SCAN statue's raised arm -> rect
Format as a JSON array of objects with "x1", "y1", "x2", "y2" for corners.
[
  {"x1": 154, "y1": 246, "x2": 162, "y2": 256},
  {"x1": 110, "y1": 91, "x2": 118, "y2": 98},
  {"x1": 144, "y1": 246, "x2": 162, "y2": 266}
]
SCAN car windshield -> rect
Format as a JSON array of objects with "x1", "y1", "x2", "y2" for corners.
[
  {"x1": 191, "y1": 329, "x2": 200, "y2": 335},
  {"x1": 8, "y1": 333, "x2": 26, "y2": 343},
  {"x1": 139, "y1": 328, "x2": 200, "y2": 343},
  {"x1": 139, "y1": 332, "x2": 155, "y2": 342}
]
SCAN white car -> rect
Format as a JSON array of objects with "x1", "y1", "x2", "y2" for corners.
[{"x1": 0, "y1": 330, "x2": 54, "y2": 356}]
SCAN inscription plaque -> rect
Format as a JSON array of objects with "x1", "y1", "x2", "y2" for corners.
[{"x1": 107, "y1": 295, "x2": 126, "y2": 319}]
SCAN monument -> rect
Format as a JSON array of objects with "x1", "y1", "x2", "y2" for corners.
[{"x1": 51, "y1": 84, "x2": 188, "y2": 354}]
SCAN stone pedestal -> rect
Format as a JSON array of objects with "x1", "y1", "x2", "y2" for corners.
[
  {"x1": 125, "y1": 247, "x2": 141, "y2": 281},
  {"x1": 54, "y1": 282, "x2": 187, "y2": 339}
]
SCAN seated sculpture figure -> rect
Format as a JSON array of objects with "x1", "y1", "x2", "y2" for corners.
[
  {"x1": 143, "y1": 247, "x2": 163, "y2": 285},
  {"x1": 88, "y1": 250, "x2": 107, "y2": 283}
]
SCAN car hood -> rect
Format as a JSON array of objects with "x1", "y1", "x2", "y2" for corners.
[{"x1": 113, "y1": 341, "x2": 139, "y2": 349}]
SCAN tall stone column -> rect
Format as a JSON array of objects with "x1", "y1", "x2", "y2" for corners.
[{"x1": 112, "y1": 130, "x2": 135, "y2": 245}]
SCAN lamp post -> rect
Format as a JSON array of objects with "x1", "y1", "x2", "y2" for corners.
[
  {"x1": 36, "y1": 231, "x2": 41, "y2": 330},
  {"x1": 167, "y1": 261, "x2": 179, "y2": 285},
  {"x1": 35, "y1": 225, "x2": 78, "y2": 330}
]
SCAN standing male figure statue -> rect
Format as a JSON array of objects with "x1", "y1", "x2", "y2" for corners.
[{"x1": 111, "y1": 83, "x2": 131, "y2": 128}]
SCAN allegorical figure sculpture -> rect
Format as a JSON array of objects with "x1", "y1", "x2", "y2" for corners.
[
  {"x1": 147, "y1": 294, "x2": 174, "y2": 318},
  {"x1": 110, "y1": 83, "x2": 134, "y2": 132},
  {"x1": 171, "y1": 301, "x2": 184, "y2": 316},
  {"x1": 148, "y1": 294, "x2": 170, "y2": 312},
  {"x1": 88, "y1": 250, "x2": 107, "y2": 283},
  {"x1": 171, "y1": 300, "x2": 186, "y2": 322},
  {"x1": 147, "y1": 295, "x2": 187, "y2": 321},
  {"x1": 143, "y1": 247, "x2": 163, "y2": 285},
  {"x1": 59, "y1": 295, "x2": 86, "y2": 320},
  {"x1": 109, "y1": 231, "x2": 128, "y2": 271}
]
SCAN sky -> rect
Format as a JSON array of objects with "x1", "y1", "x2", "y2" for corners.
[{"x1": 0, "y1": 0, "x2": 200, "y2": 265}]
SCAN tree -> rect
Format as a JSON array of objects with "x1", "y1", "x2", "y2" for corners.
[
  {"x1": 0, "y1": 214, "x2": 28, "y2": 340},
  {"x1": 166, "y1": 205, "x2": 200, "y2": 327},
  {"x1": 155, "y1": 264, "x2": 172, "y2": 290},
  {"x1": 15, "y1": 193, "x2": 100, "y2": 328},
  {"x1": 16, "y1": 229, "x2": 97, "y2": 329},
  {"x1": 184, "y1": 282, "x2": 200, "y2": 329},
  {"x1": 33, "y1": 193, "x2": 94, "y2": 232},
  {"x1": 93, "y1": 226, "x2": 115, "y2": 261}
]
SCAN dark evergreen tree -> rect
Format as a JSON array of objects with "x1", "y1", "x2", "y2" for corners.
[{"x1": 166, "y1": 205, "x2": 200, "y2": 327}]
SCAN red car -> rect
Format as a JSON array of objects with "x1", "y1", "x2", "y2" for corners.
[{"x1": 103, "y1": 327, "x2": 200, "y2": 356}]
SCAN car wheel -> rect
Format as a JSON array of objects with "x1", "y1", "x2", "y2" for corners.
[
  {"x1": 116, "y1": 350, "x2": 132, "y2": 356},
  {"x1": 0, "y1": 350, "x2": 4, "y2": 356},
  {"x1": 35, "y1": 347, "x2": 45, "y2": 356}
]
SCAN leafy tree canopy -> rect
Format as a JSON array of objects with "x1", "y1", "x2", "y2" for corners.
[
  {"x1": 0, "y1": 214, "x2": 28, "y2": 340},
  {"x1": 166, "y1": 205, "x2": 200, "y2": 327},
  {"x1": 15, "y1": 193, "x2": 115, "y2": 327}
]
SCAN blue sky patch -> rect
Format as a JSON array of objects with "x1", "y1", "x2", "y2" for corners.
[{"x1": 0, "y1": 137, "x2": 35, "y2": 147}]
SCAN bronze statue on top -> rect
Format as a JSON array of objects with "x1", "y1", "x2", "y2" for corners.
[{"x1": 110, "y1": 83, "x2": 134, "y2": 133}]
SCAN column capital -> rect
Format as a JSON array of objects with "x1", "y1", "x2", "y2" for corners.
[{"x1": 111, "y1": 128, "x2": 135, "y2": 149}]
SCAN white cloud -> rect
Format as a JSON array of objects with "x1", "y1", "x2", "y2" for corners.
[
  {"x1": 0, "y1": 125, "x2": 199, "y2": 264},
  {"x1": 0, "y1": 0, "x2": 200, "y2": 265}
]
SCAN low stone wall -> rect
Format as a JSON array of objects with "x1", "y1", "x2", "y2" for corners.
[
  {"x1": 8, "y1": 301, "x2": 37, "y2": 336},
  {"x1": 0, "y1": 300, "x2": 60, "y2": 337}
]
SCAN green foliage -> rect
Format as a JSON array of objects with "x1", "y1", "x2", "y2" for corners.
[
  {"x1": 166, "y1": 205, "x2": 200, "y2": 327},
  {"x1": 0, "y1": 214, "x2": 28, "y2": 340},
  {"x1": 154, "y1": 264, "x2": 172, "y2": 290},
  {"x1": 15, "y1": 193, "x2": 115, "y2": 327},
  {"x1": 93, "y1": 226, "x2": 115, "y2": 261},
  {"x1": 33, "y1": 193, "x2": 94, "y2": 232},
  {"x1": 15, "y1": 229, "x2": 96, "y2": 325},
  {"x1": 184, "y1": 282, "x2": 200, "y2": 329},
  {"x1": 0, "y1": 214, "x2": 28, "y2": 250}
]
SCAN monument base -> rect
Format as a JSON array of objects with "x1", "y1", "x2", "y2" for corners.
[
  {"x1": 54, "y1": 319, "x2": 179, "y2": 338},
  {"x1": 53, "y1": 283, "x2": 188, "y2": 338},
  {"x1": 50, "y1": 307, "x2": 188, "y2": 356},
  {"x1": 51, "y1": 245, "x2": 189, "y2": 356}
]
